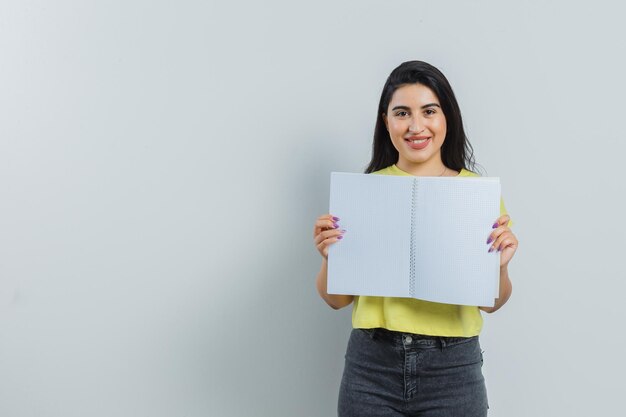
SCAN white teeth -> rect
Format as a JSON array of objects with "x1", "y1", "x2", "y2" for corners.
[{"x1": 411, "y1": 139, "x2": 428, "y2": 144}]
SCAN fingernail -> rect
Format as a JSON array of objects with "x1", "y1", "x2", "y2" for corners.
[
  {"x1": 337, "y1": 235, "x2": 343, "y2": 240},
  {"x1": 488, "y1": 247, "x2": 494, "y2": 253},
  {"x1": 340, "y1": 229, "x2": 347, "y2": 233},
  {"x1": 492, "y1": 223, "x2": 498, "y2": 228},
  {"x1": 486, "y1": 237, "x2": 493, "y2": 244},
  {"x1": 333, "y1": 222, "x2": 339, "y2": 228},
  {"x1": 332, "y1": 216, "x2": 340, "y2": 221}
]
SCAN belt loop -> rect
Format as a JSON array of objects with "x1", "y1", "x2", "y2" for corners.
[
  {"x1": 369, "y1": 328, "x2": 378, "y2": 339},
  {"x1": 439, "y1": 337, "x2": 446, "y2": 351}
]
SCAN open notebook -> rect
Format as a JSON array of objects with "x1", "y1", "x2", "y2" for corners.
[{"x1": 327, "y1": 172, "x2": 501, "y2": 307}]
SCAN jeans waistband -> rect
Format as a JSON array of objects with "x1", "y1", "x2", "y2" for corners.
[{"x1": 361, "y1": 327, "x2": 477, "y2": 348}]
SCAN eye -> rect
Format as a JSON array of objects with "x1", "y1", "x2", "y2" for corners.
[
  {"x1": 424, "y1": 108, "x2": 437, "y2": 116},
  {"x1": 395, "y1": 111, "x2": 409, "y2": 117}
]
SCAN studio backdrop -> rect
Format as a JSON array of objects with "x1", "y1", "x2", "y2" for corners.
[{"x1": 1, "y1": 1, "x2": 624, "y2": 416}]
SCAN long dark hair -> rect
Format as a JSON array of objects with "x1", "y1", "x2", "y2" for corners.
[{"x1": 365, "y1": 60, "x2": 481, "y2": 175}]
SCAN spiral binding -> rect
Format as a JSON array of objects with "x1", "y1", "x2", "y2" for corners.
[{"x1": 409, "y1": 178, "x2": 417, "y2": 298}]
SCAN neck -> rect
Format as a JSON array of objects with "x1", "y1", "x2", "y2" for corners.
[{"x1": 395, "y1": 159, "x2": 448, "y2": 177}]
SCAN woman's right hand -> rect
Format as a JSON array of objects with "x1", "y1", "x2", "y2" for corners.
[{"x1": 313, "y1": 214, "x2": 345, "y2": 260}]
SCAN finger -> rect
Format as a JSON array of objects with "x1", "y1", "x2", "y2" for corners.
[
  {"x1": 314, "y1": 228, "x2": 344, "y2": 244},
  {"x1": 314, "y1": 228, "x2": 345, "y2": 245},
  {"x1": 492, "y1": 214, "x2": 511, "y2": 229},
  {"x1": 316, "y1": 234, "x2": 343, "y2": 249},
  {"x1": 496, "y1": 236, "x2": 518, "y2": 252},
  {"x1": 486, "y1": 225, "x2": 508, "y2": 247},
  {"x1": 492, "y1": 230, "x2": 510, "y2": 252},
  {"x1": 489, "y1": 231, "x2": 515, "y2": 253},
  {"x1": 319, "y1": 213, "x2": 339, "y2": 222},
  {"x1": 314, "y1": 220, "x2": 336, "y2": 238},
  {"x1": 316, "y1": 228, "x2": 346, "y2": 246},
  {"x1": 316, "y1": 234, "x2": 343, "y2": 256},
  {"x1": 313, "y1": 215, "x2": 341, "y2": 238},
  {"x1": 487, "y1": 216, "x2": 512, "y2": 244},
  {"x1": 314, "y1": 220, "x2": 341, "y2": 238}
]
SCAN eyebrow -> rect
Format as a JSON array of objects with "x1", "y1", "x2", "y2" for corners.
[{"x1": 391, "y1": 103, "x2": 441, "y2": 111}]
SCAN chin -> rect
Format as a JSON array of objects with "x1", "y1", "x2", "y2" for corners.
[{"x1": 405, "y1": 155, "x2": 433, "y2": 164}]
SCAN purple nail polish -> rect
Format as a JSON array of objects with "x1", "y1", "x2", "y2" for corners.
[
  {"x1": 332, "y1": 216, "x2": 340, "y2": 221},
  {"x1": 333, "y1": 222, "x2": 339, "y2": 228},
  {"x1": 492, "y1": 222, "x2": 498, "y2": 228},
  {"x1": 488, "y1": 247, "x2": 494, "y2": 253},
  {"x1": 340, "y1": 229, "x2": 347, "y2": 233},
  {"x1": 337, "y1": 235, "x2": 343, "y2": 240},
  {"x1": 487, "y1": 237, "x2": 493, "y2": 244}
]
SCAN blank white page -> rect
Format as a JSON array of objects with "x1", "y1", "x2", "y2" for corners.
[
  {"x1": 327, "y1": 172, "x2": 413, "y2": 297},
  {"x1": 412, "y1": 177, "x2": 501, "y2": 306},
  {"x1": 327, "y1": 172, "x2": 500, "y2": 307}
]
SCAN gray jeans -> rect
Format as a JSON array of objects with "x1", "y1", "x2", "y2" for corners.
[{"x1": 338, "y1": 328, "x2": 488, "y2": 417}]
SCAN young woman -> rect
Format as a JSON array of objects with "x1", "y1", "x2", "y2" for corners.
[{"x1": 313, "y1": 61, "x2": 518, "y2": 417}]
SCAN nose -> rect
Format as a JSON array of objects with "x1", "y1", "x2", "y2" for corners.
[{"x1": 408, "y1": 117, "x2": 424, "y2": 133}]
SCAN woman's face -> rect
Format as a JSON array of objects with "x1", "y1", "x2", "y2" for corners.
[{"x1": 383, "y1": 83, "x2": 447, "y2": 171}]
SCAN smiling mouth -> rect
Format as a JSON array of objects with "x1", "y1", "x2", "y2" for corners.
[{"x1": 405, "y1": 137, "x2": 431, "y2": 149}]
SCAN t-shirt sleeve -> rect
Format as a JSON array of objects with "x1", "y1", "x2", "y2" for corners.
[{"x1": 500, "y1": 197, "x2": 514, "y2": 228}]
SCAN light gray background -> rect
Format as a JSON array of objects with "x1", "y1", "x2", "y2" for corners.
[{"x1": 1, "y1": 1, "x2": 624, "y2": 416}]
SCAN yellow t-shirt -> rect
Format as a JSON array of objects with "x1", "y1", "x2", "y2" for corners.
[{"x1": 351, "y1": 164, "x2": 512, "y2": 337}]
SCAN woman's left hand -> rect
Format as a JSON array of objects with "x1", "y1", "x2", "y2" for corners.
[{"x1": 487, "y1": 214, "x2": 518, "y2": 267}]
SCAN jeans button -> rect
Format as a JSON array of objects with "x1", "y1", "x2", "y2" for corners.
[{"x1": 405, "y1": 336, "x2": 412, "y2": 344}]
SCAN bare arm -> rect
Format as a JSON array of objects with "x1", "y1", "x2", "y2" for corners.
[
  {"x1": 479, "y1": 214, "x2": 518, "y2": 313},
  {"x1": 479, "y1": 265, "x2": 512, "y2": 313},
  {"x1": 315, "y1": 258, "x2": 354, "y2": 310},
  {"x1": 313, "y1": 214, "x2": 354, "y2": 310}
]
